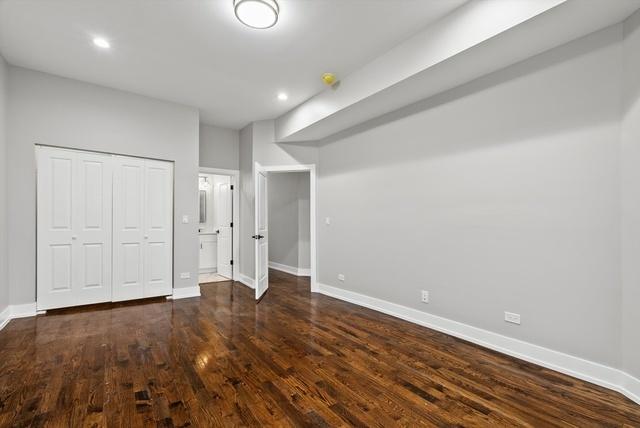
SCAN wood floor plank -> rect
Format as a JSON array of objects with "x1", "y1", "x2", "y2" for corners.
[{"x1": 0, "y1": 269, "x2": 639, "y2": 427}]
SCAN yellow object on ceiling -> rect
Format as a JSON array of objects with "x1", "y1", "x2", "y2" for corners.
[{"x1": 322, "y1": 73, "x2": 338, "y2": 86}]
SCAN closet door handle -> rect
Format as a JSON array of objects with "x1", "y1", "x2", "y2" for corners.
[
  {"x1": 252, "y1": 235, "x2": 264, "y2": 240},
  {"x1": 71, "y1": 235, "x2": 78, "y2": 240}
]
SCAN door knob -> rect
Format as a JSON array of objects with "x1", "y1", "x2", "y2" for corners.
[
  {"x1": 252, "y1": 235, "x2": 264, "y2": 240},
  {"x1": 144, "y1": 235, "x2": 149, "y2": 239},
  {"x1": 71, "y1": 235, "x2": 77, "y2": 240}
]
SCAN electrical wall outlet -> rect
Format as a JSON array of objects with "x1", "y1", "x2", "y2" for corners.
[
  {"x1": 421, "y1": 290, "x2": 429, "y2": 303},
  {"x1": 337, "y1": 274, "x2": 345, "y2": 281},
  {"x1": 182, "y1": 215, "x2": 189, "y2": 224},
  {"x1": 504, "y1": 311, "x2": 521, "y2": 325},
  {"x1": 180, "y1": 272, "x2": 191, "y2": 279}
]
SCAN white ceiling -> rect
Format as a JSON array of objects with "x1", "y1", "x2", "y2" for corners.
[{"x1": 0, "y1": 0, "x2": 466, "y2": 129}]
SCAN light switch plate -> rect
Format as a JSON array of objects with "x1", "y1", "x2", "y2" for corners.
[
  {"x1": 182, "y1": 215, "x2": 189, "y2": 224},
  {"x1": 180, "y1": 272, "x2": 191, "y2": 279}
]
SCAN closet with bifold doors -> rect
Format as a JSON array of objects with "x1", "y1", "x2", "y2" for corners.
[{"x1": 36, "y1": 146, "x2": 174, "y2": 311}]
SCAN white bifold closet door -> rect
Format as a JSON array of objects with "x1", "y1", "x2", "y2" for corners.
[
  {"x1": 37, "y1": 147, "x2": 113, "y2": 310},
  {"x1": 112, "y1": 156, "x2": 173, "y2": 301},
  {"x1": 37, "y1": 146, "x2": 174, "y2": 310}
]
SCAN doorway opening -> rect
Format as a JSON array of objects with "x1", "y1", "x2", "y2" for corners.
[
  {"x1": 267, "y1": 171, "x2": 311, "y2": 277},
  {"x1": 198, "y1": 167, "x2": 239, "y2": 286},
  {"x1": 253, "y1": 163, "x2": 317, "y2": 301}
]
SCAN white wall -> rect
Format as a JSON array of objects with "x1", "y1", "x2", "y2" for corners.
[
  {"x1": 7, "y1": 67, "x2": 200, "y2": 304},
  {"x1": 0, "y1": 55, "x2": 8, "y2": 314},
  {"x1": 268, "y1": 171, "x2": 310, "y2": 270},
  {"x1": 318, "y1": 26, "x2": 623, "y2": 368},
  {"x1": 621, "y1": 9, "x2": 640, "y2": 380},
  {"x1": 199, "y1": 124, "x2": 239, "y2": 170}
]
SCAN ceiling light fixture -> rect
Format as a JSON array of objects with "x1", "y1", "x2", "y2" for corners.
[
  {"x1": 92, "y1": 37, "x2": 110, "y2": 49},
  {"x1": 234, "y1": 0, "x2": 279, "y2": 29},
  {"x1": 277, "y1": 92, "x2": 288, "y2": 101}
]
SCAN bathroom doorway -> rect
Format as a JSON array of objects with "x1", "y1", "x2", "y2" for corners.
[{"x1": 198, "y1": 168, "x2": 239, "y2": 285}]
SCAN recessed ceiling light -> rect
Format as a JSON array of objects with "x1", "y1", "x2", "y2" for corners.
[
  {"x1": 234, "y1": 0, "x2": 279, "y2": 29},
  {"x1": 277, "y1": 92, "x2": 288, "y2": 101},
  {"x1": 92, "y1": 37, "x2": 110, "y2": 49}
]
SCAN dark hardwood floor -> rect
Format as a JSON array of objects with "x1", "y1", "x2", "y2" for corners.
[{"x1": 1, "y1": 269, "x2": 639, "y2": 427}]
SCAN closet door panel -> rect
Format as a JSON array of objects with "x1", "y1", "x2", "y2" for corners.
[
  {"x1": 50, "y1": 244, "x2": 73, "y2": 292},
  {"x1": 143, "y1": 160, "x2": 173, "y2": 297},
  {"x1": 37, "y1": 148, "x2": 77, "y2": 309},
  {"x1": 50, "y1": 156, "x2": 73, "y2": 231},
  {"x1": 113, "y1": 157, "x2": 145, "y2": 301},
  {"x1": 75, "y1": 152, "x2": 113, "y2": 305},
  {"x1": 37, "y1": 147, "x2": 112, "y2": 310},
  {"x1": 122, "y1": 243, "x2": 142, "y2": 283}
]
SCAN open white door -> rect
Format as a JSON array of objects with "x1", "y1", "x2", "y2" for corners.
[
  {"x1": 215, "y1": 177, "x2": 233, "y2": 279},
  {"x1": 254, "y1": 163, "x2": 268, "y2": 300}
]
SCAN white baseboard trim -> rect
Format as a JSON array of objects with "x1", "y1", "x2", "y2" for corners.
[
  {"x1": 298, "y1": 268, "x2": 311, "y2": 276},
  {"x1": 238, "y1": 273, "x2": 255, "y2": 289},
  {"x1": 316, "y1": 282, "x2": 640, "y2": 405},
  {"x1": 168, "y1": 286, "x2": 201, "y2": 300},
  {"x1": 0, "y1": 306, "x2": 10, "y2": 331},
  {"x1": 621, "y1": 373, "x2": 640, "y2": 405},
  {"x1": 268, "y1": 261, "x2": 311, "y2": 277},
  {"x1": 11, "y1": 302, "x2": 37, "y2": 318},
  {"x1": 0, "y1": 302, "x2": 38, "y2": 331}
]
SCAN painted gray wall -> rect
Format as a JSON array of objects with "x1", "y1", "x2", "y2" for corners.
[
  {"x1": 268, "y1": 172, "x2": 301, "y2": 268},
  {"x1": 199, "y1": 124, "x2": 239, "y2": 170},
  {"x1": 0, "y1": 56, "x2": 8, "y2": 313},
  {"x1": 252, "y1": 120, "x2": 318, "y2": 168},
  {"x1": 268, "y1": 171, "x2": 310, "y2": 270},
  {"x1": 7, "y1": 67, "x2": 200, "y2": 304},
  {"x1": 621, "y1": 10, "x2": 640, "y2": 380},
  {"x1": 238, "y1": 119, "x2": 317, "y2": 280},
  {"x1": 298, "y1": 173, "x2": 310, "y2": 270},
  {"x1": 239, "y1": 123, "x2": 254, "y2": 279},
  {"x1": 317, "y1": 26, "x2": 623, "y2": 368}
]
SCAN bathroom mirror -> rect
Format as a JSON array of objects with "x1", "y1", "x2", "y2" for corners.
[{"x1": 199, "y1": 190, "x2": 207, "y2": 224}]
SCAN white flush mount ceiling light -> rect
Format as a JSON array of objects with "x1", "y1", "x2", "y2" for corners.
[
  {"x1": 92, "y1": 37, "x2": 110, "y2": 49},
  {"x1": 277, "y1": 92, "x2": 288, "y2": 101},
  {"x1": 234, "y1": 0, "x2": 279, "y2": 29}
]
